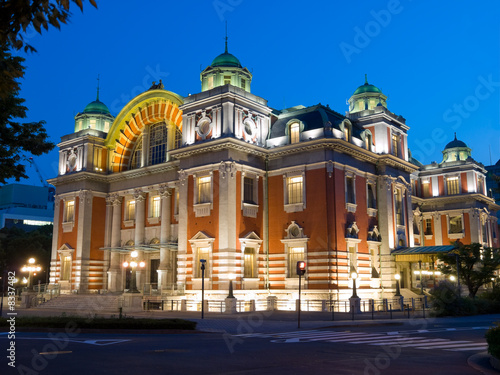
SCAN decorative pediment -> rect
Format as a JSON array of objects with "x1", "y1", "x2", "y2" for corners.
[
  {"x1": 346, "y1": 222, "x2": 360, "y2": 238},
  {"x1": 368, "y1": 225, "x2": 382, "y2": 242},
  {"x1": 58, "y1": 243, "x2": 74, "y2": 251},
  {"x1": 284, "y1": 221, "x2": 306, "y2": 239},
  {"x1": 189, "y1": 231, "x2": 215, "y2": 247},
  {"x1": 239, "y1": 231, "x2": 263, "y2": 251}
]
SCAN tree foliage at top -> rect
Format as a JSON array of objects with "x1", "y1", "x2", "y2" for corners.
[
  {"x1": 1, "y1": 0, "x2": 97, "y2": 53},
  {"x1": 0, "y1": 0, "x2": 97, "y2": 184},
  {"x1": 437, "y1": 243, "x2": 500, "y2": 298}
]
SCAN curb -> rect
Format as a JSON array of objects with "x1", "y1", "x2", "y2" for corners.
[{"x1": 468, "y1": 352, "x2": 500, "y2": 375}]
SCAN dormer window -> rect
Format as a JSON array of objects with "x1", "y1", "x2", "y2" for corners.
[
  {"x1": 290, "y1": 122, "x2": 300, "y2": 144},
  {"x1": 344, "y1": 125, "x2": 351, "y2": 142}
]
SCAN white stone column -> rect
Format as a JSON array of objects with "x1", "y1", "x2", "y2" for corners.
[
  {"x1": 377, "y1": 175, "x2": 396, "y2": 292},
  {"x1": 50, "y1": 196, "x2": 61, "y2": 285},
  {"x1": 177, "y1": 170, "x2": 188, "y2": 289},
  {"x1": 107, "y1": 195, "x2": 122, "y2": 292},
  {"x1": 469, "y1": 209, "x2": 480, "y2": 243},
  {"x1": 433, "y1": 212, "x2": 443, "y2": 245},
  {"x1": 218, "y1": 161, "x2": 238, "y2": 291},
  {"x1": 406, "y1": 187, "x2": 414, "y2": 247},
  {"x1": 134, "y1": 190, "x2": 146, "y2": 292},
  {"x1": 76, "y1": 190, "x2": 93, "y2": 292},
  {"x1": 158, "y1": 186, "x2": 172, "y2": 290}
]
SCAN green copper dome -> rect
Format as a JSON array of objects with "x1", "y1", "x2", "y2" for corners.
[
  {"x1": 445, "y1": 134, "x2": 468, "y2": 149},
  {"x1": 353, "y1": 75, "x2": 382, "y2": 95},
  {"x1": 211, "y1": 51, "x2": 242, "y2": 68},
  {"x1": 83, "y1": 99, "x2": 111, "y2": 115}
]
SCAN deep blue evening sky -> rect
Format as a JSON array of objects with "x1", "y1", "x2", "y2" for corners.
[{"x1": 13, "y1": 0, "x2": 500, "y2": 186}]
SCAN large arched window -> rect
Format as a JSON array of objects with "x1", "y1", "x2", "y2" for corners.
[
  {"x1": 130, "y1": 138, "x2": 143, "y2": 170},
  {"x1": 149, "y1": 123, "x2": 168, "y2": 166},
  {"x1": 129, "y1": 123, "x2": 182, "y2": 170}
]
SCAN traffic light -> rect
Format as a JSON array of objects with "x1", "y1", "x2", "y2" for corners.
[{"x1": 296, "y1": 261, "x2": 306, "y2": 276}]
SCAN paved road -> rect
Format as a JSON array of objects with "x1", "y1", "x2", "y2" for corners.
[{"x1": 1, "y1": 315, "x2": 497, "y2": 375}]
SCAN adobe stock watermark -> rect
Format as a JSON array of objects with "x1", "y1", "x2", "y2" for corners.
[
  {"x1": 213, "y1": 0, "x2": 243, "y2": 22},
  {"x1": 410, "y1": 74, "x2": 500, "y2": 163},
  {"x1": 109, "y1": 64, "x2": 169, "y2": 114},
  {"x1": 339, "y1": 0, "x2": 411, "y2": 64}
]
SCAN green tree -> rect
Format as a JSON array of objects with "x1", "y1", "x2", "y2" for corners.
[
  {"x1": 0, "y1": 0, "x2": 97, "y2": 183},
  {"x1": 0, "y1": 226, "x2": 53, "y2": 285},
  {"x1": 437, "y1": 243, "x2": 500, "y2": 298}
]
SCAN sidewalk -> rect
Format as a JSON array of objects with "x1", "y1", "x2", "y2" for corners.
[{"x1": 4, "y1": 306, "x2": 500, "y2": 374}]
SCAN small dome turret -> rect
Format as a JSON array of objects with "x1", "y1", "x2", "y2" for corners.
[
  {"x1": 74, "y1": 79, "x2": 114, "y2": 133},
  {"x1": 200, "y1": 35, "x2": 252, "y2": 93},
  {"x1": 83, "y1": 99, "x2": 111, "y2": 115},
  {"x1": 441, "y1": 133, "x2": 471, "y2": 163},
  {"x1": 348, "y1": 75, "x2": 387, "y2": 113},
  {"x1": 211, "y1": 51, "x2": 242, "y2": 68}
]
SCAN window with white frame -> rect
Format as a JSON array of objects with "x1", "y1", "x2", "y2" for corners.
[
  {"x1": 364, "y1": 132, "x2": 372, "y2": 150},
  {"x1": 290, "y1": 122, "x2": 300, "y2": 144},
  {"x1": 395, "y1": 188, "x2": 404, "y2": 226},
  {"x1": 150, "y1": 195, "x2": 161, "y2": 218},
  {"x1": 425, "y1": 218, "x2": 432, "y2": 235},
  {"x1": 447, "y1": 176, "x2": 460, "y2": 195},
  {"x1": 195, "y1": 247, "x2": 210, "y2": 278},
  {"x1": 61, "y1": 256, "x2": 71, "y2": 280},
  {"x1": 197, "y1": 176, "x2": 211, "y2": 204},
  {"x1": 126, "y1": 200, "x2": 136, "y2": 221},
  {"x1": 449, "y1": 215, "x2": 463, "y2": 234},
  {"x1": 391, "y1": 133, "x2": 400, "y2": 157},
  {"x1": 244, "y1": 247, "x2": 257, "y2": 278},
  {"x1": 478, "y1": 176, "x2": 485, "y2": 195},
  {"x1": 244, "y1": 177, "x2": 255, "y2": 204},
  {"x1": 422, "y1": 179, "x2": 431, "y2": 198},
  {"x1": 344, "y1": 123, "x2": 351, "y2": 142},
  {"x1": 287, "y1": 176, "x2": 303, "y2": 205},
  {"x1": 367, "y1": 182, "x2": 376, "y2": 209},
  {"x1": 64, "y1": 200, "x2": 75, "y2": 222},
  {"x1": 346, "y1": 176, "x2": 356, "y2": 204},
  {"x1": 287, "y1": 247, "x2": 304, "y2": 278}
]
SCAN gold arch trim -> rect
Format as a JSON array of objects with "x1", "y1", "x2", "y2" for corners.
[{"x1": 105, "y1": 90, "x2": 184, "y2": 173}]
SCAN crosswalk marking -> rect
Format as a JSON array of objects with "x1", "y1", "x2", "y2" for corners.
[{"x1": 236, "y1": 329, "x2": 487, "y2": 352}]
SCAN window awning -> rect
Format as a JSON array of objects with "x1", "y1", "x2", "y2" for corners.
[{"x1": 391, "y1": 245, "x2": 457, "y2": 262}]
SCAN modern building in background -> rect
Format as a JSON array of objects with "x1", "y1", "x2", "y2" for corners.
[
  {"x1": 0, "y1": 184, "x2": 54, "y2": 231},
  {"x1": 47, "y1": 45, "x2": 499, "y2": 304}
]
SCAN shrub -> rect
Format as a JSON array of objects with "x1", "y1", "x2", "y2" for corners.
[
  {"x1": 430, "y1": 281, "x2": 477, "y2": 317},
  {"x1": 486, "y1": 323, "x2": 500, "y2": 359}
]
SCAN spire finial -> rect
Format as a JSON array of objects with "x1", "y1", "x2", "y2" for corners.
[
  {"x1": 224, "y1": 21, "x2": 228, "y2": 53},
  {"x1": 364, "y1": 74, "x2": 368, "y2": 84},
  {"x1": 454, "y1": 132, "x2": 457, "y2": 140},
  {"x1": 96, "y1": 74, "x2": 100, "y2": 101}
]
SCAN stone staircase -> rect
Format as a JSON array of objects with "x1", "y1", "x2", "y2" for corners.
[{"x1": 36, "y1": 294, "x2": 121, "y2": 314}]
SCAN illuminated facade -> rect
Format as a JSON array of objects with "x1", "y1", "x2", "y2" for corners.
[{"x1": 48, "y1": 47, "x2": 499, "y2": 302}]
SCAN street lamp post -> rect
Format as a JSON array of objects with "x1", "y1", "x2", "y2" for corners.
[
  {"x1": 394, "y1": 273, "x2": 401, "y2": 297},
  {"x1": 351, "y1": 271, "x2": 358, "y2": 298},
  {"x1": 123, "y1": 251, "x2": 145, "y2": 293},
  {"x1": 349, "y1": 271, "x2": 361, "y2": 314},
  {"x1": 21, "y1": 258, "x2": 41, "y2": 291},
  {"x1": 200, "y1": 259, "x2": 206, "y2": 319}
]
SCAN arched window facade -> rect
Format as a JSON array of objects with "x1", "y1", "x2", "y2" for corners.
[{"x1": 129, "y1": 123, "x2": 182, "y2": 170}]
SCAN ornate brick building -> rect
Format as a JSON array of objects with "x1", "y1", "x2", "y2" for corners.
[{"x1": 48, "y1": 46, "x2": 499, "y2": 303}]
